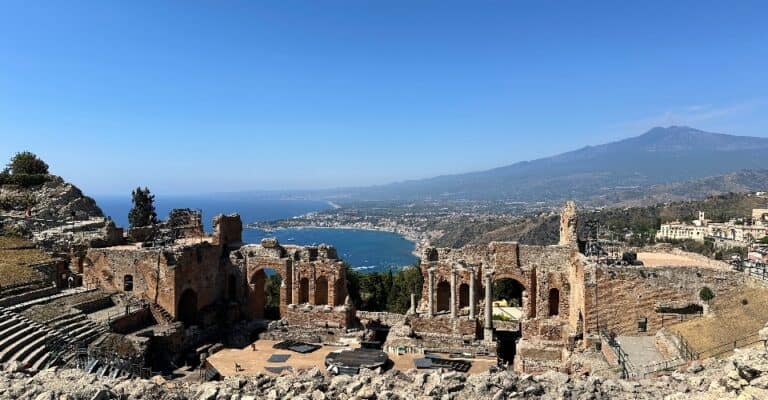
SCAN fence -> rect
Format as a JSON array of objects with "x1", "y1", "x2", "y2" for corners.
[{"x1": 673, "y1": 330, "x2": 764, "y2": 360}]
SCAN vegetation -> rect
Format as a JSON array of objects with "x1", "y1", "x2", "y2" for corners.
[
  {"x1": 0, "y1": 152, "x2": 50, "y2": 188},
  {"x1": 493, "y1": 313, "x2": 513, "y2": 321},
  {"x1": 264, "y1": 273, "x2": 282, "y2": 320},
  {"x1": 699, "y1": 286, "x2": 715, "y2": 303},
  {"x1": 760, "y1": 237, "x2": 768, "y2": 245},
  {"x1": 128, "y1": 187, "x2": 159, "y2": 228},
  {"x1": 345, "y1": 263, "x2": 423, "y2": 314},
  {"x1": 7, "y1": 151, "x2": 49, "y2": 175}
]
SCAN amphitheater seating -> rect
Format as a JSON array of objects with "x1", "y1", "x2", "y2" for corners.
[{"x1": 0, "y1": 306, "x2": 107, "y2": 371}]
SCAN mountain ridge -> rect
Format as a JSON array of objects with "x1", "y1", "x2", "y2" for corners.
[{"x1": 334, "y1": 126, "x2": 768, "y2": 203}]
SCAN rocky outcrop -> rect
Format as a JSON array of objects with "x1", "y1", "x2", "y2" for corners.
[
  {"x1": 1, "y1": 175, "x2": 103, "y2": 233},
  {"x1": 1, "y1": 175, "x2": 120, "y2": 253},
  {"x1": 3, "y1": 345, "x2": 768, "y2": 399}
]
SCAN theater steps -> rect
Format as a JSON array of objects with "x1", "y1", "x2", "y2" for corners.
[{"x1": 0, "y1": 307, "x2": 107, "y2": 371}]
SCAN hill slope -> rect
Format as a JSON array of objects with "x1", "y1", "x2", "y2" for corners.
[{"x1": 341, "y1": 126, "x2": 768, "y2": 202}]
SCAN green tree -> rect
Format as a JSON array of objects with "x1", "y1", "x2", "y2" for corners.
[
  {"x1": 128, "y1": 187, "x2": 158, "y2": 228},
  {"x1": 760, "y1": 237, "x2": 768, "y2": 245},
  {"x1": 386, "y1": 264, "x2": 424, "y2": 314},
  {"x1": 264, "y1": 274, "x2": 282, "y2": 320},
  {"x1": 699, "y1": 286, "x2": 715, "y2": 303},
  {"x1": 7, "y1": 151, "x2": 49, "y2": 175}
]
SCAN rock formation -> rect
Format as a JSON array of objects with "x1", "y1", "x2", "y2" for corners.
[{"x1": 3, "y1": 345, "x2": 768, "y2": 399}]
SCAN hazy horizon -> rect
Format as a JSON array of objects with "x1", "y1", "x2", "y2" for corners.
[{"x1": 2, "y1": 1, "x2": 767, "y2": 195}]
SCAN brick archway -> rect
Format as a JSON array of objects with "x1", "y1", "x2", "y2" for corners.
[
  {"x1": 436, "y1": 281, "x2": 451, "y2": 312},
  {"x1": 459, "y1": 283, "x2": 469, "y2": 308},
  {"x1": 315, "y1": 276, "x2": 329, "y2": 305}
]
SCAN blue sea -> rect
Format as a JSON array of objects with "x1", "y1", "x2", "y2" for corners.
[{"x1": 96, "y1": 195, "x2": 418, "y2": 272}]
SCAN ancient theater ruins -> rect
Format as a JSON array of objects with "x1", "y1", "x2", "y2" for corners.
[{"x1": 1, "y1": 200, "x2": 761, "y2": 379}]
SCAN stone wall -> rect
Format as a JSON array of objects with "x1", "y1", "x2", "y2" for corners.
[
  {"x1": 85, "y1": 241, "x2": 235, "y2": 321},
  {"x1": 583, "y1": 264, "x2": 745, "y2": 336},
  {"x1": 213, "y1": 214, "x2": 242, "y2": 247}
]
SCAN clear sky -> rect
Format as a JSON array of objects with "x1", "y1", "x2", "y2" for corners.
[{"x1": 1, "y1": 1, "x2": 767, "y2": 195}]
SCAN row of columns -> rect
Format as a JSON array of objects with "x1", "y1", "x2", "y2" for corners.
[{"x1": 425, "y1": 263, "x2": 490, "y2": 325}]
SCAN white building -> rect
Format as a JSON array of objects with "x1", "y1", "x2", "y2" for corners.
[{"x1": 656, "y1": 209, "x2": 768, "y2": 244}]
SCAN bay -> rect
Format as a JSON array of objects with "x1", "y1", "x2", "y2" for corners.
[{"x1": 95, "y1": 195, "x2": 418, "y2": 272}]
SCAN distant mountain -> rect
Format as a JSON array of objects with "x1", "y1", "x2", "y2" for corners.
[{"x1": 337, "y1": 126, "x2": 768, "y2": 203}]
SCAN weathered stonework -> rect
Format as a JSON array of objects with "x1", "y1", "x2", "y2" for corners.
[
  {"x1": 400, "y1": 201, "x2": 747, "y2": 373},
  {"x1": 85, "y1": 212, "x2": 352, "y2": 330}
]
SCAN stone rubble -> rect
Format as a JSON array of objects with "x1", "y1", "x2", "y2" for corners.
[{"x1": 3, "y1": 346, "x2": 768, "y2": 399}]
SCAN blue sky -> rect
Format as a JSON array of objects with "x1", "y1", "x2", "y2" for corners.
[{"x1": 1, "y1": 1, "x2": 767, "y2": 195}]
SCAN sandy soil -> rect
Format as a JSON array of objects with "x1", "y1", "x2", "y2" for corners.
[
  {"x1": 636, "y1": 252, "x2": 729, "y2": 269},
  {"x1": 671, "y1": 287, "x2": 768, "y2": 358},
  {"x1": 207, "y1": 340, "x2": 349, "y2": 376},
  {"x1": 207, "y1": 339, "x2": 497, "y2": 377}
]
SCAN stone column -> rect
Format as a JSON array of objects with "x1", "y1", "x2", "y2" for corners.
[
  {"x1": 450, "y1": 267, "x2": 457, "y2": 319},
  {"x1": 408, "y1": 293, "x2": 416, "y2": 315},
  {"x1": 469, "y1": 267, "x2": 476, "y2": 319},
  {"x1": 484, "y1": 270, "x2": 494, "y2": 342},
  {"x1": 291, "y1": 264, "x2": 298, "y2": 305},
  {"x1": 428, "y1": 268, "x2": 435, "y2": 317}
]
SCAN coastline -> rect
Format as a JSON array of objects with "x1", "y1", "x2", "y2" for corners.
[{"x1": 246, "y1": 224, "x2": 425, "y2": 259}]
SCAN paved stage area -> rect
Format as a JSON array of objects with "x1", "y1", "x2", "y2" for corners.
[{"x1": 207, "y1": 339, "x2": 498, "y2": 377}]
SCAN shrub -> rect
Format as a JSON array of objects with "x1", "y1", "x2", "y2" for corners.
[
  {"x1": 699, "y1": 286, "x2": 715, "y2": 303},
  {"x1": 7, "y1": 152, "x2": 49, "y2": 175}
]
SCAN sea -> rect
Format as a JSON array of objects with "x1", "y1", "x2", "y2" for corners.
[{"x1": 96, "y1": 195, "x2": 418, "y2": 273}]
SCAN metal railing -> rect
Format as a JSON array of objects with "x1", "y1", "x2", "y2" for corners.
[{"x1": 673, "y1": 330, "x2": 763, "y2": 360}]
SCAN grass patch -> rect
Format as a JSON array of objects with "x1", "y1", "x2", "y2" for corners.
[
  {"x1": 670, "y1": 287, "x2": 768, "y2": 358},
  {"x1": 0, "y1": 236, "x2": 52, "y2": 288},
  {"x1": 0, "y1": 236, "x2": 33, "y2": 250}
]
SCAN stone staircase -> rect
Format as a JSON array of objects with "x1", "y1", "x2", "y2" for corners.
[
  {"x1": 145, "y1": 299, "x2": 174, "y2": 324},
  {"x1": 0, "y1": 307, "x2": 58, "y2": 370}
]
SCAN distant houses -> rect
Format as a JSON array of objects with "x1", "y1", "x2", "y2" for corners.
[{"x1": 656, "y1": 209, "x2": 768, "y2": 244}]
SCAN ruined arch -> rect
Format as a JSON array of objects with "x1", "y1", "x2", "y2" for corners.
[
  {"x1": 247, "y1": 268, "x2": 282, "y2": 319},
  {"x1": 315, "y1": 276, "x2": 329, "y2": 305},
  {"x1": 548, "y1": 288, "x2": 560, "y2": 316},
  {"x1": 299, "y1": 277, "x2": 310, "y2": 304},
  {"x1": 459, "y1": 283, "x2": 469, "y2": 309},
  {"x1": 493, "y1": 278, "x2": 525, "y2": 308},
  {"x1": 436, "y1": 281, "x2": 451, "y2": 312},
  {"x1": 177, "y1": 288, "x2": 198, "y2": 326}
]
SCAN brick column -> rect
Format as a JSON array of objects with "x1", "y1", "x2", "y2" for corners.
[
  {"x1": 484, "y1": 270, "x2": 494, "y2": 342},
  {"x1": 469, "y1": 266, "x2": 476, "y2": 319},
  {"x1": 291, "y1": 263, "x2": 299, "y2": 305},
  {"x1": 428, "y1": 268, "x2": 435, "y2": 317},
  {"x1": 450, "y1": 267, "x2": 457, "y2": 319}
]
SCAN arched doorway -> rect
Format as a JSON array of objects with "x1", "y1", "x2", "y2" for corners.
[
  {"x1": 436, "y1": 281, "x2": 451, "y2": 312},
  {"x1": 459, "y1": 283, "x2": 469, "y2": 309},
  {"x1": 299, "y1": 278, "x2": 309, "y2": 304},
  {"x1": 315, "y1": 276, "x2": 329, "y2": 305},
  {"x1": 248, "y1": 268, "x2": 281, "y2": 319},
  {"x1": 493, "y1": 278, "x2": 525, "y2": 307},
  {"x1": 177, "y1": 289, "x2": 198, "y2": 326},
  {"x1": 548, "y1": 288, "x2": 560, "y2": 316}
]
